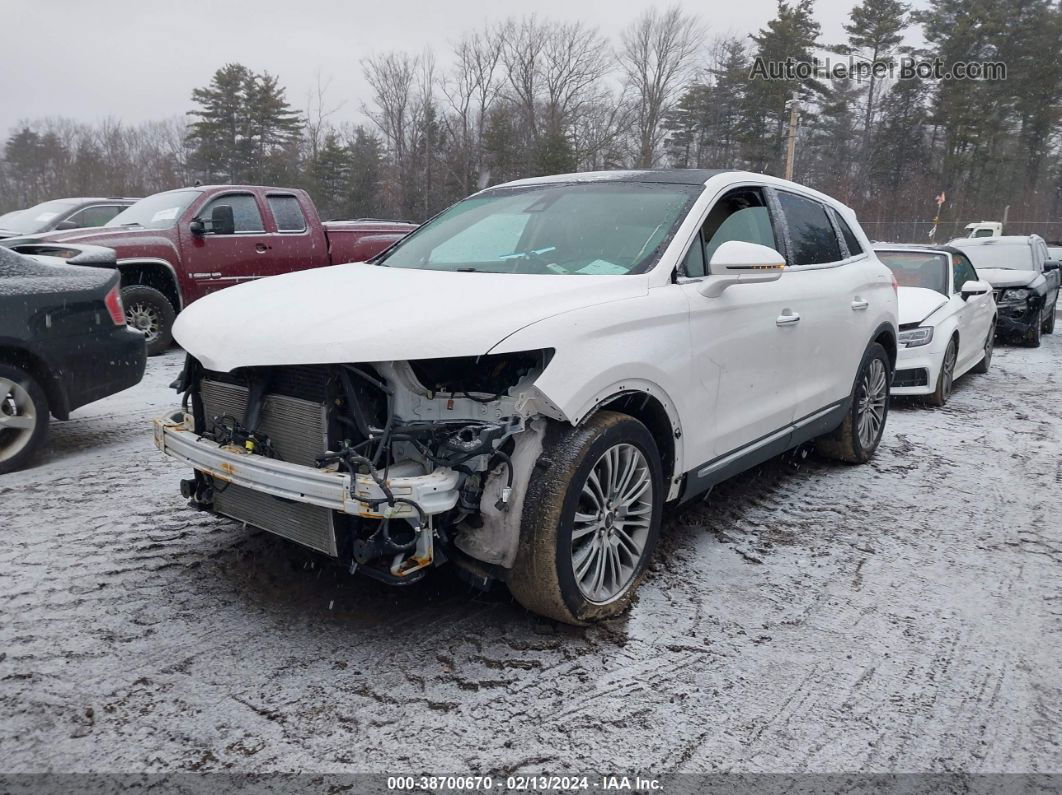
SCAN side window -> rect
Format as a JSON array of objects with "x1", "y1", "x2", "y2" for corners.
[
  {"x1": 833, "y1": 211, "x2": 865, "y2": 257},
  {"x1": 198, "y1": 194, "x2": 265, "y2": 233},
  {"x1": 67, "y1": 205, "x2": 123, "y2": 228},
  {"x1": 267, "y1": 195, "x2": 307, "y2": 232},
  {"x1": 952, "y1": 253, "x2": 978, "y2": 292},
  {"x1": 777, "y1": 191, "x2": 842, "y2": 266},
  {"x1": 683, "y1": 187, "x2": 776, "y2": 277}
]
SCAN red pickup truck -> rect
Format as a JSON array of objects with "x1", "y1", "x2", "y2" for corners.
[{"x1": 10, "y1": 185, "x2": 416, "y2": 354}]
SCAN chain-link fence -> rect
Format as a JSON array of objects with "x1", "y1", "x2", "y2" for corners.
[{"x1": 859, "y1": 220, "x2": 1062, "y2": 245}]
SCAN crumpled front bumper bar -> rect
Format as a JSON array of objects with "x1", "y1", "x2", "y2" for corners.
[{"x1": 153, "y1": 409, "x2": 461, "y2": 520}]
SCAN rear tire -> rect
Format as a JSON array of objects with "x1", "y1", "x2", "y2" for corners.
[
  {"x1": 972, "y1": 321, "x2": 995, "y2": 373},
  {"x1": 926, "y1": 337, "x2": 957, "y2": 407},
  {"x1": 507, "y1": 411, "x2": 664, "y2": 625},
  {"x1": 0, "y1": 363, "x2": 49, "y2": 475},
  {"x1": 121, "y1": 285, "x2": 175, "y2": 356},
  {"x1": 816, "y1": 342, "x2": 890, "y2": 464}
]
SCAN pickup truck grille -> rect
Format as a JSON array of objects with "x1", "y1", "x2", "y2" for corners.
[{"x1": 199, "y1": 374, "x2": 338, "y2": 557}]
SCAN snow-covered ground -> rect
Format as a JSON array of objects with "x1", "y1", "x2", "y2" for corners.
[{"x1": 1, "y1": 338, "x2": 1060, "y2": 774}]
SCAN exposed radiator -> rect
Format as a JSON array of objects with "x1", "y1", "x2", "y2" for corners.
[
  {"x1": 200, "y1": 379, "x2": 328, "y2": 467},
  {"x1": 214, "y1": 482, "x2": 338, "y2": 556},
  {"x1": 200, "y1": 377, "x2": 338, "y2": 557}
]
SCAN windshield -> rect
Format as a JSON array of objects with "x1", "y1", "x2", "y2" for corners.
[
  {"x1": 105, "y1": 190, "x2": 201, "y2": 230},
  {"x1": 954, "y1": 242, "x2": 1035, "y2": 271},
  {"x1": 378, "y1": 182, "x2": 702, "y2": 275},
  {"x1": 0, "y1": 200, "x2": 77, "y2": 234},
  {"x1": 878, "y1": 250, "x2": 949, "y2": 294}
]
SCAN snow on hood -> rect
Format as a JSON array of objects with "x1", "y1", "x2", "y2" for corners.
[
  {"x1": 174, "y1": 263, "x2": 648, "y2": 372},
  {"x1": 897, "y1": 286, "x2": 948, "y2": 326},
  {"x1": 975, "y1": 268, "x2": 1036, "y2": 289}
]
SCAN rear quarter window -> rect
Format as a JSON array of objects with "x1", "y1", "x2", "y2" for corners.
[{"x1": 268, "y1": 195, "x2": 308, "y2": 233}]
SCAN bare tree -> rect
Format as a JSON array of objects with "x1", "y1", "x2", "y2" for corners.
[
  {"x1": 443, "y1": 25, "x2": 504, "y2": 191},
  {"x1": 620, "y1": 5, "x2": 704, "y2": 167}
]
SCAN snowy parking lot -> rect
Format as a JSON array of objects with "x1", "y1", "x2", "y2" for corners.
[{"x1": 1, "y1": 337, "x2": 1060, "y2": 774}]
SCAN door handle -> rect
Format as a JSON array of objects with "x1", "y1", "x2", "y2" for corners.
[
  {"x1": 851, "y1": 298, "x2": 869, "y2": 310},
  {"x1": 255, "y1": 243, "x2": 271, "y2": 253},
  {"x1": 776, "y1": 310, "x2": 800, "y2": 326}
]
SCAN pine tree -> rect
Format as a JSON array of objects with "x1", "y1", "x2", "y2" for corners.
[
  {"x1": 742, "y1": 0, "x2": 823, "y2": 174},
  {"x1": 838, "y1": 0, "x2": 910, "y2": 141},
  {"x1": 187, "y1": 64, "x2": 303, "y2": 183}
]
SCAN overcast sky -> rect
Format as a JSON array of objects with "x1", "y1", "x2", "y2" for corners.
[{"x1": 2, "y1": 0, "x2": 926, "y2": 136}]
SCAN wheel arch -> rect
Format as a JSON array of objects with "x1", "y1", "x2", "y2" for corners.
[
  {"x1": 575, "y1": 381, "x2": 683, "y2": 501},
  {"x1": 116, "y1": 259, "x2": 182, "y2": 312},
  {"x1": 0, "y1": 343, "x2": 68, "y2": 420},
  {"x1": 872, "y1": 322, "x2": 897, "y2": 370}
]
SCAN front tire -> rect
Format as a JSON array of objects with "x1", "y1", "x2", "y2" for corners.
[
  {"x1": 0, "y1": 363, "x2": 49, "y2": 475},
  {"x1": 121, "y1": 285, "x2": 175, "y2": 356},
  {"x1": 508, "y1": 411, "x2": 664, "y2": 625},
  {"x1": 926, "y1": 336, "x2": 957, "y2": 407},
  {"x1": 1025, "y1": 314, "x2": 1042, "y2": 348},
  {"x1": 816, "y1": 342, "x2": 890, "y2": 464}
]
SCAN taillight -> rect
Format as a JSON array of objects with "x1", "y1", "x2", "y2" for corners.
[
  {"x1": 104, "y1": 286, "x2": 126, "y2": 326},
  {"x1": 890, "y1": 272, "x2": 898, "y2": 292}
]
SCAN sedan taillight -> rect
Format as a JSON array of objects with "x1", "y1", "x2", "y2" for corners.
[{"x1": 104, "y1": 286, "x2": 126, "y2": 326}]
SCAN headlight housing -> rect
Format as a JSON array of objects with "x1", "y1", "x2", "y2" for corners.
[
  {"x1": 1000, "y1": 288, "x2": 1030, "y2": 303},
  {"x1": 898, "y1": 326, "x2": 934, "y2": 348}
]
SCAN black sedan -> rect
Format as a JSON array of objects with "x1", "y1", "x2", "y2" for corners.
[
  {"x1": 0, "y1": 245, "x2": 146, "y2": 473},
  {"x1": 0, "y1": 197, "x2": 138, "y2": 240}
]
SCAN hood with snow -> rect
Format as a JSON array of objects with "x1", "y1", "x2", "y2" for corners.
[
  {"x1": 897, "y1": 286, "x2": 949, "y2": 326},
  {"x1": 174, "y1": 263, "x2": 648, "y2": 372},
  {"x1": 974, "y1": 268, "x2": 1037, "y2": 289}
]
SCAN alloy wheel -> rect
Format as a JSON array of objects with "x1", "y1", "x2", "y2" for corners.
[
  {"x1": 856, "y1": 358, "x2": 888, "y2": 450},
  {"x1": 0, "y1": 377, "x2": 37, "y2": 464},
  {"x1": 126, "y1": 302, "x2": 161, "y2": 343},
  {"x1": 571, "y1": 443, "x2": 654, "y2": 604}
]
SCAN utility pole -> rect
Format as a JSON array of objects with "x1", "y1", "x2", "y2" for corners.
[{"x1": 784, "y1": 90, "x2": 800, "y2": 181}]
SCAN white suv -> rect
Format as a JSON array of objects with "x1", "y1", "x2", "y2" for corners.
[{"x1": 156, "y1": 170, "x2": 898, "y2": 624}]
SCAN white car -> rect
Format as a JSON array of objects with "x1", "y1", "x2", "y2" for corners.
[
  {"x1": 155, "y1": 169, "x2": 898, "y2": 624},
  {"x1": 874, "y1": 245, "x2": 996, "y2": 406}
]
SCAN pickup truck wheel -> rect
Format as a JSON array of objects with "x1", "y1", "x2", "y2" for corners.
[
  {"x1": 507, "y1": 411, "x2": 664, "y2": 625},
  {"x1": 815, "y1": 342, "x2": 890, "y2": 464},
  {"x1": 0, "y1": 363, "x2": 49, "y2": 475},
  {"x1": 121, "y1": 285, "x2": 175, "y2": 356}
]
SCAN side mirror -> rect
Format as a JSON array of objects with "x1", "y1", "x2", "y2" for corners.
[
  {"x1": 1043, "y1": 259, "x2": 1060, "y2": 272},
  {"x1": 210, "y1": 205, "x2": 235, "y2": 236},
  {"x1": 698, "y1": 240, "x2": 786, "y2": 298},
  {"x1": 55, "y1": 219, "x2": 79, "y2": 231},
  {"x1": 960, "y1": 280, "x2": 991, "y2": 300}
]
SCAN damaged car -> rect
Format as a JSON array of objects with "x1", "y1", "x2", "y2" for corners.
[
  {"x1": 154, "y1": 169, "x2": 898, "y2": 624},
  {"x1": 875, "y1": 244, "x2": 996, "y2": 406}
]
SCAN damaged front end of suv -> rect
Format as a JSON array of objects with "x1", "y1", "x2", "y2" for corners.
[{"x1": 157, "y1": 347, "x2": 559, "y2": 585}]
